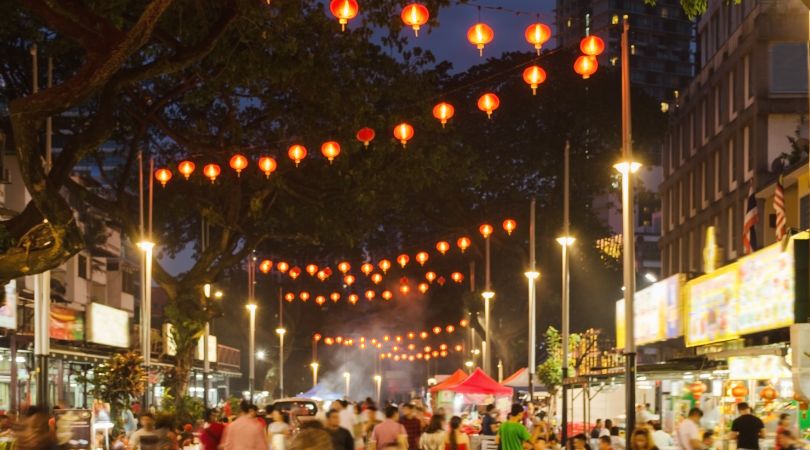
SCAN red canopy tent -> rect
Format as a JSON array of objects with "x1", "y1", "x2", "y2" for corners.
[
  {"x1": 429, "y1": 369, "x2": 468, "y2": 393},
  {"x1": 444, "y1": 368, "x2": 513, "y2": 395}
]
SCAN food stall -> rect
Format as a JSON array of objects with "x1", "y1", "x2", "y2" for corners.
[
  {"x1": 429, "y1": 369, "x2": 470, "y2": 414},
  {"x1": 442, "y1": 369, "x2": 513, "y2": 420}
]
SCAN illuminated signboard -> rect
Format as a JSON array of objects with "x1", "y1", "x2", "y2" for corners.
[
  {"x1": 686, "y1": 264, "x2": 739, "y2": 347},
  {"x1": 87, "y1": 303, "x2": 130, "y2": 348},
  {"x1": 729, "y1": 355, "x2": 791, "y2": 380},
  {"x1": 616, "y1": 274, "x2": 684, "y2": 347}
]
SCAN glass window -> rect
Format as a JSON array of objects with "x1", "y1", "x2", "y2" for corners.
[
  {"x1": 728, "y1": 138, "x2": 737, "y2": 190},
  {"x1": 702, "y1": 161, "x2": 708, "y2": 204},
  {"x1": 78, "y1": 254, "x2": 88, "y2": 280},
  {"x1": 728, "y1": 71, "x2": 736, "y2": 116},
  {"x1": 769, "y1": 43, "x2": 808, "y2": 93},
  {"x1": 744, "y1": 54, "x2": 753, "y2": 101}
]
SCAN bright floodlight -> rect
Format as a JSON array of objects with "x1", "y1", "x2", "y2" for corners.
[
  {"x1": 137, "y1": 240, "x2": 155, "y2": 251},
  {"x1": 644, "y1": 273, "x2": 658, "y2": 283},
  {"x1": 276, "y1": 327, "x2": 287, "y2": 336},
  {"x1": 311, "y1": 362, "x2": 319, "y2": 369},
  {"x1": 214, "y1": 290, "x2": 224, "y2": 299},
  {"x1": 373, "y1": 375, "x2": 382, "y2": 382},
  {"x1": 556, "y1": 236, "x2": 576, "y2": 247},
  {"x1": 613, "y1": 161, "x2": 642, "y2": 175},
  {"x1": 481, "y1": 291, "x2": 495, "y2": 300},
  {"x1": 465, "y1": 360, "x2": 474, "y2": 368},
  {"x1": 204, "y1": 283, "x2": 211, "y2": 298},
  {"x1": 343, "y1": 372, "x2": 350, "y2": 379},
  {"x1": 256, "y1": 350, "x2": 266, "y2": 360},
  {"x1": 246, "y1": 303, "x2": 257, "y2": 312},
  {"x1": 524, "y1": 271, "x2": 540, "y2": 280}
]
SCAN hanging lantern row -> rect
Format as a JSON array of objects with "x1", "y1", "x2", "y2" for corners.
[
  {"x1": 574, "y1": 35, "x2": 605, "y2": 79},
  {"x1": 315, "y1": 318, "x2": 469, "y2": 348}
]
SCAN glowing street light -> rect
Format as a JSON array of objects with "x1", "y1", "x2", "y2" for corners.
[
  {"x1": 311, "y1": 362, "x2": 319, "y2": 388},
  {"x1": 246, "y1": 303, "x2": 257, "y2": 401},
  {"x1": 276, "y1": 327, "x2": 287, "y2": 397}
]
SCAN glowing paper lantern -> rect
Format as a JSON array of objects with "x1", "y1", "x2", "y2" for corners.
[
  {"x1": 451, "y1": 272, "x2": 464, "y2": 283},
  {"x1": 446, "y1": 325, "x2": 455, "y2": 333},
  {"x1": 731, "y1": 383, "x2": 748, "y2": 399},
  {"x1": 425, "y1": 272, "x2": 437, "y2": 283},
  {"x1": 337, "y1": 262, "x2": 351, "y2": 274},
  {"x1": 574, "y1": 55, "x2": 598, "y2": 79},
  {"x1": 455, "y1": 344, "x2": 463, "y2": 352},
  {"x1": 522, "y1": 65, "x2": 547, "y2": 95},
  {"x1": 432, "y1": 102, "x2": 455, "y2": 127},
  {"x1": 360, "y1": 263, "x2": 374, "y2": 276},
  {"x1": 258, "y1": 156, "x2": 277, "y2": 178},
  {"x1": 432, "y1": 326, "x2": 442, "y2": 334},
  {"x1": 415, "y1": 251, "x2": 429, "y2": 266},
  {"x1": 689, "y1": 381, "x2": 707, "y2": 399},
  {"x1": 315, "y1": 295, "x2": 326, "y2": 306},
  {"x1": 580, "y1": 35, "x2": 606, "y2": 57},
  {"x1": 321, "y1": 141, "x2": 341, "y2": 163},
  {"x1": 401, "y1": 3, "x2": 429, "y2": 36},
  {"x1": 330, "y1": 292, "x2": 341, "y2": 303},
  {"x1": 436, "y1": 241, "x2": 450, "y2": 255},
  {"x1": 284, "y1": 293, "x2": 295, "y2": 302},
  {"x1": 344, "y1": 274, "x2": 356, "y2": 286},
  {"x1": 479, "y1": 224, "x2": 494, "y2": 238},
  {"x1": 420, "y1": 331, "x2": 428, "y2": 339},
  {"x1": 300, "y1": 291, "x2": 310, "y2": 302},
  {"x1": 348, "y1": 294, "x2": 359, "y2": 305},
  {"x1": 317, "y1": 270, "x2": 329, "y2": 281},
  {"x1": 178, "y1": 161, "x2": 195, "y2": 180},
  {"x1": 289, "y1": 266, "x2": 301, "y2": 280},
  {"x1": 288, "y1": 144, "x2": 307, "y2": 166},
  {"x1": 418, "y1": 282, "x2": 429, "y2": 294},
  {"x1": 378, "y1": 259, "x2": 391, "y2": 274},
  {"x1": 203, "y1": 164, "x2": 221, "y2": 183},
  {"x1": 503, "y1": 218, "x2": 517, "y2": 235},
  {"x1": 324, "y1": 337, "x2": 334, "y2": 345},
  {"x1": 400, "y1": 284, "x2": 410, "y2": 294},
  {"x1": 424, "y1": 346, "x2": 432, "y2": 352},
  {"x1": 155, "y1": 168, "x2": 172, "y2": 187},
  {"x1": 397, "y1": 254, "x2": 410, "y2": 268},
  {"x1": 467, "y1": 23, "x2": 494, "y2": 56},
  {"x1": 259, "y1": 259, "x2": 273, "y2": 274},
  {"x1": 393, "y1": 123, "x2": 414, "y2": 147},
  {"x1": 407, "y1": 332, "x2": 415, "y2": 339},
  {"x1": 760, "y1": 386, "x2": 778, "y2": 403},
  {"x1": 440, "y1": 344, "x2": 448, "y2": 350},
  {"x1": 356, "y1": 127, "x2": 375, "y2": 148},
  {"x1": 525, "y1": 23, "x2": 551, "y2": 54},
  {"x1": 437, "y1": 276, "x2": 446, "y2": 286},
  {"x1": 365, "y1": 290, "x2": 376, "y2": 301},
  {"x1": 460, "y1": 319, "x2": 469, "y2": 327},
  {"x1": 371, "y1": 273, "x2": 383, "y2": 284},
  {"x1": 382, "y1": 290, "x2": 393, "y2": 300},
  {"x1": 276, "y1": 262, "x2": 289, "y2": 273},
  {"x1": 329, "y1": 0, "x2": 359, "y2": 31},
  {"x1": 301, "y1": 265, "x2": 316, "y2": 277},
  {"x1": 229, "y1": 154, "x2": 248, "y2": 176},
  {"x1": 457, "y1": 237, "x2": 471, "y2": 252},
  {"x1": 477, "y1": 93, "x2": 500, "y2": 119}
]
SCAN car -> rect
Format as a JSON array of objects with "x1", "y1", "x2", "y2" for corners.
[{"x1": 268, "y1": 397, "x2": 321, "y2": 429}]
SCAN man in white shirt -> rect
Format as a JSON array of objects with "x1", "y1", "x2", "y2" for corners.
[
  {"x1": 337, "y1": 400, "x2": 357, "y2": 438},
  {"x1": 600, "y1": 420, "x2": 613, "y2": 438},
  {"x1": 677, "y1": 408, "x2": 704, "y2": 450},
  {"x1": 652, "y1": 422, "x2": 675, "y2": 449}
]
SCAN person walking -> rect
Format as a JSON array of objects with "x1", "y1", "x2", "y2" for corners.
[
  {"x1": 600, "y1": 420, "x2": 613, "y2": 438},
  {"x1": 399, "y1": 404, "x2": 422, "y2": 449},
  {"x1": 338, "y1": 400, "x2": 358, "y2": 439},
  {"x1": 268, "y1": 406, "x2": 291, "y2": 450},
  {"x1": 289, "y1": 421, "x2": 334, "y2": 450},
  {"x1": 129, "y1": 413, "x2": 159, "y2": 450},
  {"x1": 200, "y1": 409, "x2": 224, "y2": 450},
  {"x1": 326, "y1": 409, "x2": 355, "y2": 450},
  {"x1": 220, "y1": 401, "x2": 268, "y2": 450},
  {"x1": 445, "y1": 416, "x2": 469, "y2": 450},
  {"x1": 651, "y1": 422, "x2": 673, "y2": 449},
  {"x1": 676, "y1": 408, "x2": 704, "y2": 450},
  {"x1": 775, "y1": 414, "x2": 793, "y2": 450},
  {"x1": 631, "y1": 429, "x2": 659, "y2": 450},
  {"x1": 730, "y1": 403, "x2": 764, "y2": 450},
  {"x1": 497, "y1": 404, "x2": 531, "y2": 450},
  {"x1": 591, "y1": 420, "x2": 604, "y2": 440},
  {"x1": 419, "y1": 415, "x2": 446, "y2": 450},
  {"x1": 481, "y1": 405, "x2": 497, "y2": 436},
  {"x1": 371, "y1": 406, "x2": 407, "y2": 449}
]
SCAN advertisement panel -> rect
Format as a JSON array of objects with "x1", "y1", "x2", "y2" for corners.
[
  {"x1": 686, "y1": 264, "x2": 738, "y2": 347},
  {"x1": 87, "y1": 303, "x2": 130, "y2": 348},
  {"x1": 615, "y1": 274, "x2": 684, "y2": 347},
  {"x1": 0, "y1": 280, "x2": 17, "y2": 330},
  {"x1": 195, "y1": 334, "x2": 218, "y2": 362},
  {"x1": 50, "y1": 306, "x2": 85, "y2": 341},
  {"x1": 728, "y1": 355, "x2": 792, "y2": 380}
]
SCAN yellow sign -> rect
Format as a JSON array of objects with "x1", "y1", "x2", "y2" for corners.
[{"x1": 616, "y1": 274, "x2": 684, "y2": 347}]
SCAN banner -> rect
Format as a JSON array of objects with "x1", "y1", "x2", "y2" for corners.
[
  {"x1": 87, "y1": 303, "x2": 130, "y2": 348},
  {"x1": 50, "y1": 306, "x2": 84, "y2": 341}
]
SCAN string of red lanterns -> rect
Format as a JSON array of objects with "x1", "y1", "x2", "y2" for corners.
[{"x1": 315, "y1": 317, "x2": 470, "y2": 346}]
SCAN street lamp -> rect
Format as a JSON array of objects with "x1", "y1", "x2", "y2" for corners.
[
  {"x1": 480, "y1": 223, "x2": 494, "y2": 375},
  {"x1": 201, "y1": 283, "x2": 222, "y2": 409},
  {"x1": 524, "y1": 269, "x2": 540, "y2": 397},
  {"x1": 644, "y1": 272, "x2": 657, "y2": 283},
  {"x1": 246, "y1": 303, "x2": 257, "y2": 402},
  {"x1": 276, "y1": 327, "x2": 287, "y2": 398},
  {"x1": 557, "y1": 235, "x2": 575, "y2": 444},
  {"x1": 343, "y1": 371, "x2": 351, "y2": 399},
  {"x1": 373, "y1": 374, "x2": 382, "y2": 404},
  {"x1": 311, "y1": 362, "x2": 319, "y2": 388},
  {"x1": 256, "y1": 350, "x2": 266, "y2": 361},
  {"x1": 138, "y1": 240, "x2": 155, "y2": 409}
]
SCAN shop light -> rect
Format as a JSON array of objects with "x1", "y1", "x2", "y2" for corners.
[
  {"x1": 15, "y1": 356, "x2": 25, "y2": 363},
  {"x1": 699, "y1": 373, "x2": 712, "y2": 379},
  {"x1": 644, "y1": 272, "x2": 657, "y2": 283}
]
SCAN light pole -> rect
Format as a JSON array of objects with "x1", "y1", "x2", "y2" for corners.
[
  {"x1": 202, "y1": 284, "x2": 221, "y2": 408},
  {"x1": 276, "y1": 327, "x2": 286, "y2": 398},
  {"x1": 526, "y1": 198, "x2": 540, "y2": 401},
  {"x1": 374, "y1": 374, "x2": 382, "y2": 404},
  {"x1": 311, "y1": 362, "x2": 319, "y2": 388},
  {"x1": 247, "y1": 303, "x2": 257, "y2": 403},
  {"x1": 138, "y1": 239, "x2": 154, "y2": 409},
  {"x1": 480, "y1": 224, "x2": 494, "y2": 375},
  {"x1": 343, "y1": 372, "x2": 351, "y2": 399},
  {"x1": 558, "y1": 138, "x2": 573, "y2": 446}
]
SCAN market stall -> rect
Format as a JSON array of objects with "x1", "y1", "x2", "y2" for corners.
[
  {"x1": 443, "y1": 368, "x2": 513, "y2": 419},
  {"x1": 429, "y1": 369, "x2": 469, "y2": 413}
]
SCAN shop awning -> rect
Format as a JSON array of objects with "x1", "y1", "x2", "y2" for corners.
[
  {"x1": 444, "y1": 368, "x2": 513, "y2": 396},
  {"x1": 429, "y1": 369, "x2": 468, "y2": 393}
]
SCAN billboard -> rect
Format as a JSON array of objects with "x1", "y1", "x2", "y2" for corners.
[
  {"x1": 616, "y1": 274, "x2": 684, "y2": 347},
  {"x1": 87, "y1": 303, "x2": 130, "y2": 348},
  {"x1": 50, "y1": 306, "x2": 85, "y2": 341}
]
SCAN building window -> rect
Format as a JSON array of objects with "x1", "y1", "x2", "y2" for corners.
[
  {"x1": 714, "y1": 150, "x2": 722, "y2": 200},
  {"x1": 714, "y1": 86, "x2": 721, "y2": 131},
  {"x1": 744, "y1": 54, "x2": 753, "y2": 105},
  {"x1": 689, "y1": 231, "x2": 696, "y2": 271},
  {"x1": 728, "y1": 70, "x2": 737, "y2": 119},
  {"x1": 727, "y1": 205, "x2": 737, "y2": 260},
  {"x1": 728, "y1": 138, "x2": 737, "y2": 191},
  {"x1": 691, "y1": 112, "x2": 698, "y2": 153},
  {"x1": 669, "y1": 188, "x2": 675, "y2": 230},
  {"x1": 78, "y1": 254, "x2": 88, "y2": 280},
  {"x1": 769, "y1": 43, "x2": 809, "y2": 94},
  {"x1": 679, "y1": 181, "x2": 684, "y2": 223},
  {"x1": 123, "y1": 270, "x2": 136, "y2": 296},
  {"x1": 801, "y1": 195, "x2": 810, "y2": 230},
  {"x1": 703, "y1": 98, "x2": 711, "y2": 142},
  {"x1": 702, "y1": 161, "x2": 708, "y2": 206},
  {"x1": 743, "y1": 125, "x2": 753, "y2": 180},
  {"x1": 689, "y1": 171, "x2": 695, "y2": 216}
]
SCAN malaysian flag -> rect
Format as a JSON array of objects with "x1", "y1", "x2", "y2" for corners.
[
  {"x1": 743, "y1": 181, "x2": 759, "y2": 254},
  {"x1": 775, "y1": 175, "x2": 787, "y2": 241}
]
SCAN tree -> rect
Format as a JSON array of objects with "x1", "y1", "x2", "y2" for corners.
[
  {"x1": 82, "y1": 351, "x2": 145, "y2": 430},
  {"x1": 536, "y1": 326, "x2": 582, "y2": 415}
]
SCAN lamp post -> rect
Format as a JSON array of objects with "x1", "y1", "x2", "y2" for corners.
[
  {"x1": 557, "y1": 139, "x2": 573, "y2": 445},
  {"x1": 526, "y1": 198, "x2": 540, "y2": 401},
  {"x1": 374, "y1": 374, "x2": 382, "y2": 404},
  {"x1": 479, "y1": 224, "x2": 494, "y2": 375},
  {"x1": 203, "y1": 283, "x2": 211, "y2": 408},
  {"x1": 343, "y1": 372, "x2": 351, "y2": 399},
  {"x1": 138, "y1": 240, "x2": 154, "y2": 409},
  {"x1": 246, "y1": 303, "x2": 257, "y2": 403},
  {"x1": 276, "y1": 327, "x2": 286, "y2": 398},
  {"x1": 311, "y1": 362, "x2": 319, "y2": 388}
]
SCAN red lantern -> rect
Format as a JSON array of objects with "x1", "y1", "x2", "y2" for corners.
[
  {"x1": 446, "y1": 325, "x2": 455, "y2": 333},
  {"x1": 229, "y1": 154, "x2": 248, "y2": 176},
  {"x1": 329, "y1": 0, "x2": 359, "y2": 31},
  {"x1": 760, "y1": 386, "x2": 778, "y2": 403},
  {"x1": 460, "y1": 319, "x2": 468, "y2": 327},
  {"x1": 574, "y1": 55, "x2": 598, "y2": 79},
  {"x1": 420, "y1": 331, "x2": 428, "y2": 339},
  {"x1": 313, "y1": 333, "x2": 322, "y2": 342},
  {"x1": 344, "y1": 274, "x2": 356, "y2": 286},
  {"x1": 317, "y1": 270, "x2": 329, "y2": 281},
  {"x1": 371, "y1": 273, "x2": 383, "y2": 284},
  {"x1": 330, "y1": 292, "x2": 341, "y2": 303},
  {"x1": 356, "y1": 127, "x2": 375, "y2": 148},
  {"x1": 360, "y1": 263, "x2": 374, "y2": 276},
  {"x1": 689, "y1": 381, "x2": 707, "y2": 399},
  {"x1": 425, "y1": 271, "x2": 437, "y2": 283},
  {"x1": 451, "y1": 272, "x2": 464, "y2": 283},
  {"x1": 432, "y1": 102, "x2": 455, "y2": 127},
  {"x1": 522, "y1": 65, "x2": 547, "y2": 95},
  {"x1": 288, "y1": 144, "x2": 307, "y2": 166},
  {"x1": 457, "y1": 237, "x2": 471, "y2": 252},
  {"x1": 337, "y1": 262, "x2": 351, "y2": 274},
  {"x1": 400, "y1": 284, "x2": 410, "y2": 294},
  {"x1": 348, "y1": 294, "x2": 359, "y2": 305},
  {"x1": 436, "y1": 241, "x2": 450, "y2": 255},
  {"x1": 289, "y1": 266, "x2": 301, "y2": 280},
  {"x1": 258, "y1": 156, "x2": 277, "y2": 178},
  {"x1": 437, "y1": 276, "x2": 446, "y2": 286},
  {"x1": 276, "y1": 261, "x2": 289, "y2": 273},
  {"x1": 440, "y1": 344, "x2": 448, "y2": 350},
  {"x1": 300, "y1": 291, "x2": 310, "y2": 302},
  {"x1": 365, "y1": 289, "x2": 376, "y2": 301},
  {"x1": 393, "y1": 123, "x2": 414, "y2": 147},
  {"x1": 415, "y1": 251, "x2": 429, "y2": 266},
  {"x1": 401, "y1": 3, "x2": 429, "y2": 36},
  {"x1": 382, "y1": 290, "x2": 393, "y2": 300},
  {"x1": 731, "y1": 383, "x2": 748, "y2": 399},
  {"x1": 580, "y1": 35, "x2": 605, "y2": 57},
  {"x1": 467, "y1": 23, "x2": 494, "y2": 56},
  {"x1": 378, "y1": 259, "x2": 391, "y2": 274},
  {"x1": 477, "y1": 93, "x2": 500, "y2": 118},
  {"x1": 321, "y1": 141, "x2": 341, "y2": 163},
  {"x1": 525, "y1": 23, "x2": 551, "y2": 54},
  {"x1": 259, "y1": 259, "x2": 273, "y2": 274},
  {"x1": 454, "y1": 344, "x2": 463, "y2": 352},
  {"x1": 479, "y1": 223, "x2": 494, "y2": 238},
  {"x1": 324, "y1": 337, "x2": 334, "y2": 345},
  {"x1": 203, "y1": 163, "x2": 221, "y2": 183},
  {"x1": 397, "y1": 254, "x2": 410, "y2": 268},
  {"x1": 178, "y1": 160, "x2": 195, "y2": 180},
  {"x1": 155, "y1": 168, "x2": 172, "y2": 187},
  {"x1": 440, "y1": 350, "x2": 448, "y2": 357},
  {"x1": 432, "y1": 326, "x2": 442, "y2": 334},
  {"x1": 284, "y1": 293, "x2": 295, "y2": 302},
  {"x1": 306, "y1": 264, "x2": 319, "y2": 276},
  {"x1": 315, "y1": 295, "x2": 326, "y2": 306},
  {"x1": 503, "y1": 219, "x2": 517, "y2": 235},
  {"x1": 418, "y1": 282, "x2": 429, "y2": 294}
]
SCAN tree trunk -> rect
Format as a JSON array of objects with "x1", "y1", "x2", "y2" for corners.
[{"x1": 173, "y1": 343, "x2": 196, "y2": 411}]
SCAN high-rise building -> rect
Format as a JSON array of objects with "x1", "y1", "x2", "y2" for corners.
[
  {"x1": 660, "y1": 0, "x2": 808, "y2": 277},
  {"x1": 556, "y1": 0, "x2": 694, "y2": 101}
]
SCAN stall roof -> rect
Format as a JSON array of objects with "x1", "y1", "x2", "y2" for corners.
[
  {"x1": 445, "y1": 368, "x2": 513, "y2": 395},
  {"x1": 429, "y1": 369, "x2": 468, "y2": 393},
  {"x1": 502, "y1": 367, "x2": 542, "y2": 389}
]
